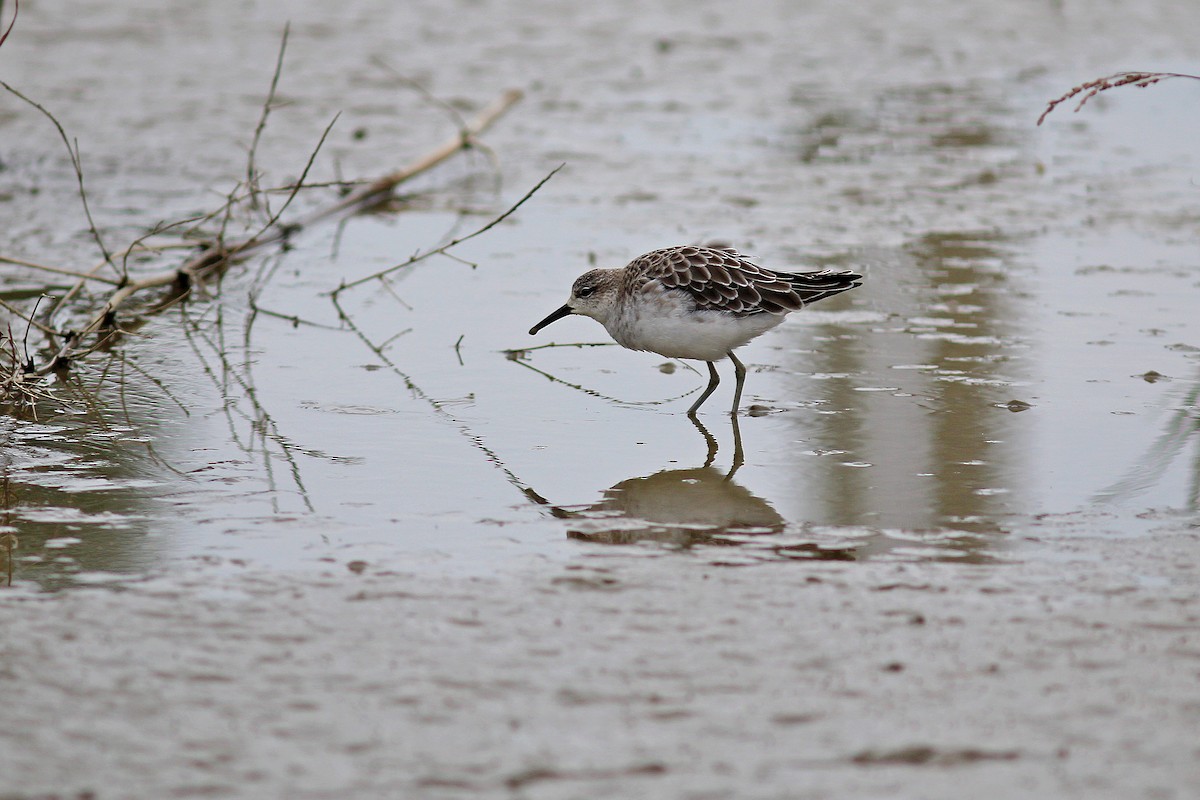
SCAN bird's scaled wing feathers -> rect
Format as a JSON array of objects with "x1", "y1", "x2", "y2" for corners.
[{"x1": 635, "y1": 246, "x2": 859, "y2": 316}]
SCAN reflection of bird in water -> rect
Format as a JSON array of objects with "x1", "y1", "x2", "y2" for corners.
[
  {"x1": 529, "y1": 246, "x2": 862, "y2": 415},
  {"x1": 528, "y1": 416, "x2": 782, "y2": 548},
  {"x1": 581, "y1": 415, "x2": 782, "y2": 546},
  {"x1": 564, "y1": 419, "x2": 855, "y2": 562},
  {"x1": 568, "y1": 461, "x2": 785, "y2": 547},
  {"x1": 524, "y1": 416, "x2": 989, "y2": 562},
  {"x1": 524, "y1": 417, "x2": 858, "y2": 558}
]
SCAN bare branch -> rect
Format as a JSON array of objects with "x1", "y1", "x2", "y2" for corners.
[
  {"x1": 0, "y1": 0, "x2": 17, "y2": 50},
  {"x1": 370, "y1": 56, "x2": 470, "y2": 134},
  {"x1": 1038, "y1": 71, "x2": 1200, "y2": 126},
  {"x1": 0, "y1": 255, "x2": 121, "y2": 286},
  {"x1": 20, "y1": 89, "x2": 523, "y2": 385},
  {"x1": 246, "y1": 22, "x2": 291, "y2": 212},
  {"x1": 1, "y1": 27, "x2": 526, "y2": 410},
  {"x1": 121, "y1": 216, "x2": 209, "y2": 276},
  {"x1": 333, "y1": 163, "x2": 562, "y2": 293},
  {"x1": 169, "y1": 89, "x2": 522, "y2": 293},
  {"x1": 306, "y1": 88, "x2": 524, "y2": 224},
  {"x1": 0, "y1": 80, "x2": 115, "y2": 271},
  {"x1": 247, "y1": 112, "x2": 341, "y2": 245},
  {"x1": 0, "y1": 295, "x2": 55, "y2": 336}
]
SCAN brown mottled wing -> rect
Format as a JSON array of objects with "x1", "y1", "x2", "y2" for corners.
[{"x1": 634, "y1": 246, "x2": 861, "y2": 316}]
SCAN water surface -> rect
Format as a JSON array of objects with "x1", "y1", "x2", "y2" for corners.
[{"x1": 0, "y1": 0, "x2": 1197, "y2": 588}]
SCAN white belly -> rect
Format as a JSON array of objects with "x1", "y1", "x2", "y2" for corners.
[{"x1": 608, "y1": 303, "x2": 786, "y2": 361}]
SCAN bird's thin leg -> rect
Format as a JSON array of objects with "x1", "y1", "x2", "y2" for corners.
[
  {"x1": 728, "y1": 351, "x2": 747, "y2": 416},
  {"x1": 688, "y1": 361, "x2": 721, "y2": 416},
  {"x1": 726, "y1": 412, "x2": 745, "y2": 480},
  {"x1": 689, "y1": 414, "x2": 719, "y2": 468}
]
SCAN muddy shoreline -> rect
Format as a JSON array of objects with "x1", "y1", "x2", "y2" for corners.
[{"x1": 4, "y1": 524, "x2": 1198, "y2": 798}]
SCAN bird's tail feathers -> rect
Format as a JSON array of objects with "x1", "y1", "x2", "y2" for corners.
[{"x1": 785, "y1": 269, "x2": 863, "y2": 305}]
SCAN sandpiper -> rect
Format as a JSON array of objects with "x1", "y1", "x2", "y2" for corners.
[{"x1": 529, "y1": 245, "x2": 862, "y2": 415}]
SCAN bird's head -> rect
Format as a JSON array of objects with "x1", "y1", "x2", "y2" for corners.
[{"x1": 529, "y1": 269, "x2": 620, "y2": 334}]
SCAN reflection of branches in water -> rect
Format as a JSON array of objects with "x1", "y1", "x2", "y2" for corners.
[
  {"x1": 323, "y1": 167, "x2": 565, "y2": 508},
  {"x1": 178, "y1": 300, "x2": 315, "y2": 513},
  {"x1": 245, "y1": 300, "x2": 342, "y2": 332},
  {"x1": 110, "y1": 350, "x2": 192, "y2": 479},
  {"x1": 0, "y1": 422, "x2": 14, "y2": 585},
  {"x1": 330, "y1": 292, "x2": 545, "y2": 509},
  {"x1": 1094, "y1": 375, "x2": 1200, "y2": 509},
  {"x1": 160, "y1": 90, "x2": 526, "y2": 514},
  {"x1": 504, "y1": 344, "x2": 702, "y2": 411},
  {"x1": 206, "y1": 120, "x2": 526, "y2": 510}
]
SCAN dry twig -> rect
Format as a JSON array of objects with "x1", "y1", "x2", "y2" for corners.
[
  {"x1": 0, "y1": 80, "x2": 115, "y2": 271},
  {"x1": 246, "y1": 22, "x2": 290, "y2": 212},
  {"x1": 1, "y1": 17, "x2": 524, "y2": 413},
  {"x1": 333, "y1": 162, "x2": 561, "y2": 294},
  {"x1": 1038, "y1": 71, "x2": 1200, "y2": 125},
  {"x1": 0, "y1": 0, "x2": 16, "y2": 50},
  {"x1": 3, "y1": 87, "x2": 523, "y2": 392},
  {"x1": 0, "y1": 255, "x2": 121, "y2": 286}
]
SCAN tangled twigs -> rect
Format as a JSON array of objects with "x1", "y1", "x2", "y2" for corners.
[
  {"x1": 164, "y1": 87, "x2": 524, "y2": 299},
  {"x1": 1037, "y1": 71, "x2": 1200, "y2": 125},
  {"x1": 8, "y1": 87, "x2": 524, "y2": 388},
  {"x1": 1, "y1": 15, "x2": 525, "y2": 412},
  {"x1": 2, "y1": 323, "x2": 55, "y2": 414}
]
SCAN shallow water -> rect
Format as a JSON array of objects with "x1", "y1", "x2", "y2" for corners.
[{"x1": 1, "y1": 0, "x2": 1199, "y2": 588}]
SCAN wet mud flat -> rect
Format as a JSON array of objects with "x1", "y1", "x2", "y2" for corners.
[
  {"x1": 3, "y1": 529, "x2": 1199, "y2": 799},
  {"x1": 2, "y1": 0, "x2": 1200, "y2": 797}
]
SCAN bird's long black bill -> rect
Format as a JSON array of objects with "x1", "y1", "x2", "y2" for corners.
[{"x1": 529, "y1": 304, "x2": 573, "y2": 335}]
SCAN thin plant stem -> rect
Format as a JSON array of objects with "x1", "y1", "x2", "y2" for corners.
[
  {"x1": 247, "y1": 23, "x2": 291, "y2": 212},
  {"x1": 333, "y1": 163, "x2": 562, "y2": 293},
  {"x1": 0, "y1": 80, "x2": 115, "y2": 271},
  {"x1": 0, "y1": 0, "x2": 17, "y2": 50},
  {"x1": 1038, "y1": 71, "x2": 1200, "y2": 126}
]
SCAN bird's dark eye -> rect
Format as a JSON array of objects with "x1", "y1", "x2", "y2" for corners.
[{"x1": 577, "y1": 285, "x2": 594, "y2": 298}]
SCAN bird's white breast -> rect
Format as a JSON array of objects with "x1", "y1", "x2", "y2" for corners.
[{"x1": 606, "y1": 283, "x2": 786, "y2": 361}]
